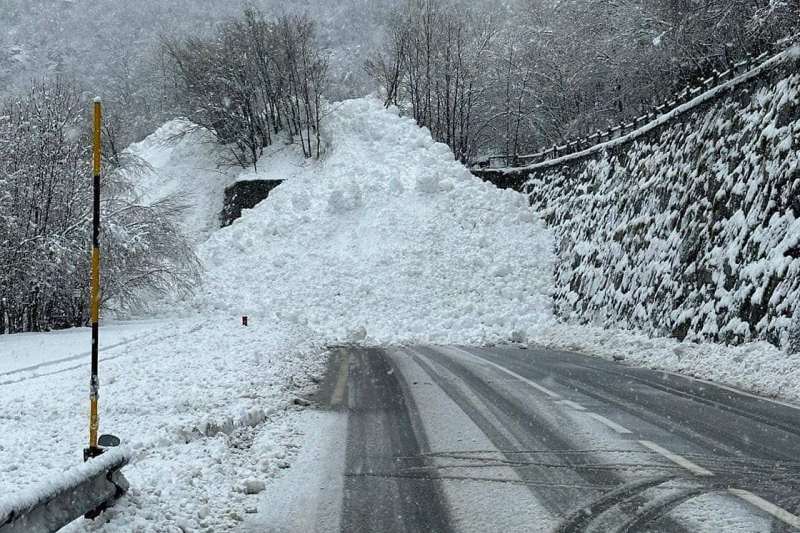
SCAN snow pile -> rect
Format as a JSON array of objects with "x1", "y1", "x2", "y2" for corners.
[
  {"x1": 235, "y1": 137, "x2": 308, "y2": 184},
  {"x1": 125, "y1": 119, "x2": 235, "y2": 243},
  {"x1": 531, "y1": 323, "x2": 800, "y2": 404},
  {"x1": 198, "y1": 98, "x2": 555, "y2": 345}
]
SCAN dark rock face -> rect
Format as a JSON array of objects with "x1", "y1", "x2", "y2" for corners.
[{"x1": 220, "y1": 180, "x2": 283, "y2": 227}]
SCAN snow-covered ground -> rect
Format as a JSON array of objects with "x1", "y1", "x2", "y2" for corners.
[
  {"x1": 0, "y1": 320, "x2": 164, "y2": 375},
  {"x1": 1, "y1": 317, "x2": 326, "y2": 532}
]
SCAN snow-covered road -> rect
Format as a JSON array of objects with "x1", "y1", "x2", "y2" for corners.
[{"x1": 247, "y1": 344, "x2": 800, "y2": 532}]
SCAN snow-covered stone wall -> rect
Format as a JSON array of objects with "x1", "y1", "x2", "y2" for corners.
[{"x1": 525, "y1": 52, "x2": 800, "y2": 349}]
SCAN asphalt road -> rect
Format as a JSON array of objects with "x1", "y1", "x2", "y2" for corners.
[{"x1": 248, "y1": 344, "x2": 800, "y2": 532}]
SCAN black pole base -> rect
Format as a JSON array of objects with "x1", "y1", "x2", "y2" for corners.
[{"x1": 83, "y1": 446, "x2": 104, "y2": 462}]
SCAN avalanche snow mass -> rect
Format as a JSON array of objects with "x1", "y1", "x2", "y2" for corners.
[{"x1": 198, "y1": 97, "x2": 556, "y2": 345}]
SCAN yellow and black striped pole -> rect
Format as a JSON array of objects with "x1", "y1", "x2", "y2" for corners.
[{"x1": 86, "y1": 98, "x2": 102, "y2": 461}]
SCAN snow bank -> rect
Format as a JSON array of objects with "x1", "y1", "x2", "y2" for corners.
[{"x1": 198, "y1": 98, "x2": 555, "y2": 345}]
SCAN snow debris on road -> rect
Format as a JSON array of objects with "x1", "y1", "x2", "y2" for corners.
[
  {"x1": 531, "y1": 323, "x2": 800, "y2": 404},
  {"x1": 199, "y1": 98, "x2": 555, "y2": 346}
]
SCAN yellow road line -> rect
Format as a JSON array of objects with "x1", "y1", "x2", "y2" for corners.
[{"x1": 330, "y1": 350, "x2": 350, "y2": 407}]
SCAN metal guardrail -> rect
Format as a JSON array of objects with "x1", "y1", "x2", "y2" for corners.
[
  {"x1": 0, "y1": 448, "x2": 129, "y2": 533},
  {"x1": 475, "y1": 35, "x2": 799, "y2": 171}
]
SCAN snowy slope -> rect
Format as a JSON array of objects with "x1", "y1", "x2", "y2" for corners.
[
  {"x1": 125, "y1": 120, "x2": 236, "y2": 244},
  {"x1": 198, "y1": 98, "x2": 556, "y2": 346}
]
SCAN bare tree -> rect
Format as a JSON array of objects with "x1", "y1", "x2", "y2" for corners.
[
  {"x1": 370, "y1": 0, "x2": 798, "y2": 161},
  {"x1": 370, "y1": 0, "x2": 497, "y2": 162},
  {"x1": 163, "y1": 9, "x2": 328, "y2": 167}
]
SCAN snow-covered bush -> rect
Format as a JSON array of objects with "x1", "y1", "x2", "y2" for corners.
[{"x1": 524, "y1": 54, "x2": 800, "y2": 350}]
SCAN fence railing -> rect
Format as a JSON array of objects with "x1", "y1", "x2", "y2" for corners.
[{"x1": 474, "y1": 34, "x2": 799, "y2": 171}]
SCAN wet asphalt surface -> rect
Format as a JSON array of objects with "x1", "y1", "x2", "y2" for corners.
[{"x1": 310, "y1": 344, "x2": 800, "y2": 532}]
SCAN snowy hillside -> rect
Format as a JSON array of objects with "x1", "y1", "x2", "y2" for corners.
[
  {"x1": 199, "y1": 98, "x2": 555, "y2": 345},
  {"x1": 125, "y1": 120, "x2": 235, "y2": 244}
]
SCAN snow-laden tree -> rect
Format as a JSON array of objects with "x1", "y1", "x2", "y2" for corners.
[
  {"x1": 370, "y1": 0, "x2": 798, "y2": 159},
  {"x1": 0, "y1": 79, "x2": 199, "y2": 334},
  {"x1": 367, "y1": 0, "x2": 499, "y2": 162},
  {"x1": 508, "y1": 0, "x2": 800, "y2": 149}
]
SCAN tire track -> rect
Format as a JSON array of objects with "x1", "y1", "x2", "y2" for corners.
[{"x1": 405, "y1": 346, "x2": 691, "y2": 532}]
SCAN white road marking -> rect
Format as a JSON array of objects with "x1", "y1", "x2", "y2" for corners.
[
  {"x1": 558, "y1": 400, "x2": 587, "y2": 411},
  {"x1": 431, "y1": 345, "x2": 798, "y2": 529},
  {"x1": 446, "y1": 346, "x2": 562, "y2": 399},
  {"x1": 586, "y1": 412, "x2": 633, "y2": 434},
  {"x1": 728, "y1": 489, "x2": 800, "y2": 529},
  {"x1": 638, "y1": 440, "x2": 714, "y2": 477},
  {"x1": 392, "y1": 347, "x2": 560, "y2": 530}
]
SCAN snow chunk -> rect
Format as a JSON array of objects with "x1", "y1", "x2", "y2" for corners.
[
  {"x1": 327, "y1": 183, "x2": 363, "y2": 214},
  {"x1": 243, "y1": 479, "x2": 266, "y2": 495}
]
